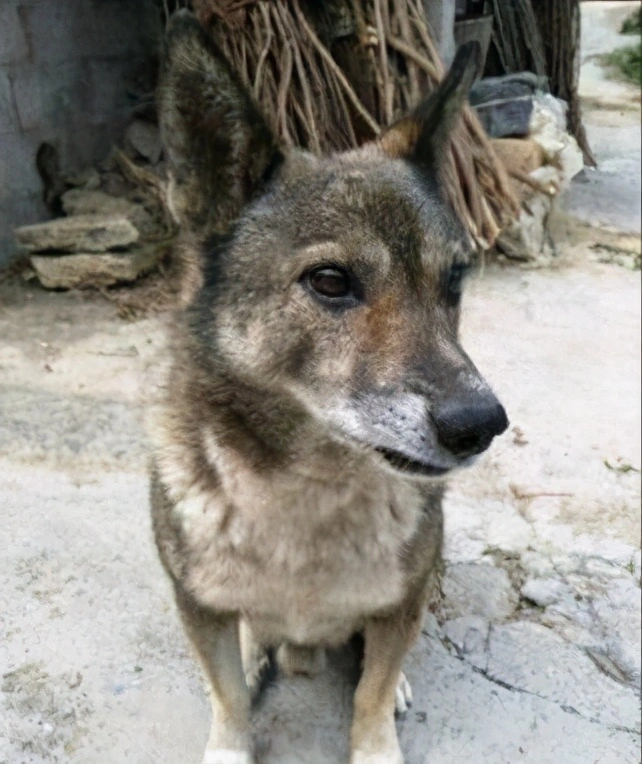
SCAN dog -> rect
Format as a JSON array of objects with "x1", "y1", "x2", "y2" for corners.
[{"x1": 149, "y1": 11, "x2": 508, "y2": 764}]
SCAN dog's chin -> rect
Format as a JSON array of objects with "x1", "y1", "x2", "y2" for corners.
[{"x1": 374, "y1": 446, "x2": 452, "y2": 478}]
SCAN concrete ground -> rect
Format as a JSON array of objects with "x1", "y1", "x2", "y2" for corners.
[{"x1": 1, "y1": 4, "x2": 640, "y2": 763}]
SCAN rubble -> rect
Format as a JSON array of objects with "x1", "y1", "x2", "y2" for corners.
[
  {"x1": 15, "y1": 214, "x2": 139, "y2": 254},
  {"x1": 494, "y1": 169, "x2": 559, "y2": 261},
  {"x1": 13, "y1": 131, "x2": 174, "y2": 290},
  {"x1": 29, "y1": 243, "x2": 169, "y2": 289},
  {"x1": 478, "y1": 89, "x2": 585, "y2": 262},
  {"x1": 61, "y1": 189, "x2": 141, "y2": 219},
  {"x1": 60, "y1": 189, "x2": 160, "y2": 238}
]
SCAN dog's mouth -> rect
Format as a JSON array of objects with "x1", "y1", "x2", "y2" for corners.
[{"x1": 374, "y1": 446, "x2": 451, "y2": 477}]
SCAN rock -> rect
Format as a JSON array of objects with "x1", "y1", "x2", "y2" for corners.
[
  {"x1": 469, "y1": 72, "x2": 548, "y2": 106},
  {"x1": 496, "y1": 192, "x2": 555, "y2": 262},
  {"x1": 125, "y1": 120, "x2": 162, "y2": 164},
  {"x1": 29, "y1": 243, "x2": 167, "y2": 289},
  {"x1": 442, "y1": 562, "x2": 519, "y2": 621},
  {"x1": 60, "y1": 189, "x2": 159, "y2": 237},
  {"x1": 470, "y1": 73, "x2": 549, "y2": 139},
  {"x1": 495, "y1": 166, "x2": 562, "y2": 261},
  {"x1": 476, "y1": 98, "x2": 534, "y2": 138},
  {"x1": 15, "y1": 214, "x2": 139, "y2": 254},
  {"x1": 521, "y1": 577, "x2": 568, "y2": 607},
  {"x1": 63, "y1": 166, "x2": 101, "y2": 190},
  {"x1": 62, "y1": 189, "x2": 139, "y2": 218},
  {"x1": 529, "y1": 94, "x2": 584, "y2": 188}
]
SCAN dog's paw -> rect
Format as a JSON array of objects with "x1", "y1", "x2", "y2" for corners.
[
  {"x1": 395, "y1": 671, "x2": 413, "y2": 717},
  {"x1": 244, "y1": 646, "x2": 273, "y2": 698},
  {"x1": 203, "y1": 750, "x2": 253, "y2": 764},
  {"x1": 350, "y1": 750, "x2": 403, "y2": 764},
  {"x1": 276, "y1": 643, "x2": 326, "y2": 678}
]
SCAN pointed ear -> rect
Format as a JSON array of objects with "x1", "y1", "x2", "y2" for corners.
[
  {"x1": 379, "y1": 42, "x2": 482, "y2": 170},
  {"x1": 159, "y1": 11, "x2": 282, "y2": 233}
]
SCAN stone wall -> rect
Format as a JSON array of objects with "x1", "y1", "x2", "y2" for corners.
[{"x1": 0, "y1": 0, "x2": 161, "y2": 266}]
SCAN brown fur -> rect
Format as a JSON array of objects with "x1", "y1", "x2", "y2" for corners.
[{"x1": 149, "y1": 12, "x2": 506, "y2": 764}]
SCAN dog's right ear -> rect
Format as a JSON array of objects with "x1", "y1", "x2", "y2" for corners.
[
  {"x1": 159, "y1": 11, "x2": 282, "y2": 234},
  {"x1": 378, "y1": 42, "x2": 482, "y2": 175}
]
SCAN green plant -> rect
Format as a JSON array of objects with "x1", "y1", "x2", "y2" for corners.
[
  {"x1": 620, "y1": 8, "x2": 641, "y2": 35},
  {"x1": 600, "y1": 44, "x2": 641, "y2": 86}
]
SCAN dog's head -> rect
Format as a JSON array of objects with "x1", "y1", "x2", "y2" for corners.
[{"x1": 160, "y1": 11, "x2": 508, "y2": 478}]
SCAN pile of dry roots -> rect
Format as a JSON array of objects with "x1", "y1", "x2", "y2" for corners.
[{"x1": 176, "y1": 0, "x2": 519, "y2": 248}]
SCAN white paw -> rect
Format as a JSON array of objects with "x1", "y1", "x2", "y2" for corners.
[
  {"x1": 395, "y1": 671, "x2": 413, "y2": 716},
  {"x1": 244, "y1": 647, "x2": 272, "y2": 696},
  {"x1": 203, "y1": 750, "x2": 253, "y2": 764},
  {"x1": 351, "y1": 750, "x2": 403, "y2": 764}
]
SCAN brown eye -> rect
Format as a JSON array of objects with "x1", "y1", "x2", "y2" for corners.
[{"x1": 308, "y1": 267, "x2": 351, "y2": 299}]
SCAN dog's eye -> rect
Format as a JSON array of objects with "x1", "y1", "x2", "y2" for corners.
[
  {"x1": 446, "y1": 263, "x2": 469, "y2": 303},
  {"x1": 308, "y1": 267, "x2": 352, "y2": 299},
  {"x1": 448, "y1": 264, "x2": 466, "y2": 293}
]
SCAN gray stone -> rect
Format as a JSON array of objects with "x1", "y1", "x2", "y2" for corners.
[
  {"x1": 475, "y1": 98, "x2": 534, "y2": 138},
  {"x1": 62, "y1": 189, "x2": 133, "y2": 218},
  {"x1": 61, "y1": 188, "x2": 167, "y2": 240},
  {"x1": 30, "y1": 243, "x2": 166, "y2": 289},
  {"x1": 521, "y1": 577, "x2": 568, "y2": 607},
  {"x1": 496, "y1": 190, "x2": 556, "y2": 262},
  {"x1": 63, "y1": 167, "x2": 102, "y2": 190},
  {"x1": 15, "y1": 214, "x2": 139, "y2": 253},
  {"x1": 470, "y1": 73, "x2": 548, "y2": 107},
  {"x1": 442, "y1": 562, "x2": 518, "y2": 621},
  {"x1": 125, "y1": 120, "x2": 162, "y2": 164}
]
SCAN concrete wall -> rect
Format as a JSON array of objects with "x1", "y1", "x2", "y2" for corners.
[{"x1": 0, "y1": 0, "x2": 161, "y2": 266}]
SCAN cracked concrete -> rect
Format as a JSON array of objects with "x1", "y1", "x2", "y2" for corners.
[{"x1": 1, "y1": 3, "x2": 640, "y2": 762}]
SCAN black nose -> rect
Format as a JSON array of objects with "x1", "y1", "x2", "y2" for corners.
[{"x1": 432, "y1": 396, "x2": 509, "y2": 457}]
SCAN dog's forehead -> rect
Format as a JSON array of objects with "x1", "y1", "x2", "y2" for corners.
[{"x1": 274, "y1": 153, "x2": 468, "y2": 276}]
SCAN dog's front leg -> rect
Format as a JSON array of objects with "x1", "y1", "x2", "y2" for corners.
[
  {"x1": 350, "y1": 604, "x2": 423, "y2": 764},
  {"x1": 177, "y1": 593, "x2": 251, "y2": 764}
]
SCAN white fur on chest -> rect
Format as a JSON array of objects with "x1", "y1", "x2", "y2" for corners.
[{"x1": 153, "y1": 417, "x2": 424, "y2": 645}]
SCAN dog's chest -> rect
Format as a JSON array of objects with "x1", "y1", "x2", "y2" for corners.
[{"x1": 170, "y1": 458, "x2": 423, "y2": 642}]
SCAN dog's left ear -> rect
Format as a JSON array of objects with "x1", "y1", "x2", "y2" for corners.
[
  {"x1": 379, "y1": 42, "x2": 482, "y2": 173},
  {"x1": 159, "y1": 10, "x2": 282, "y2": 234}
]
